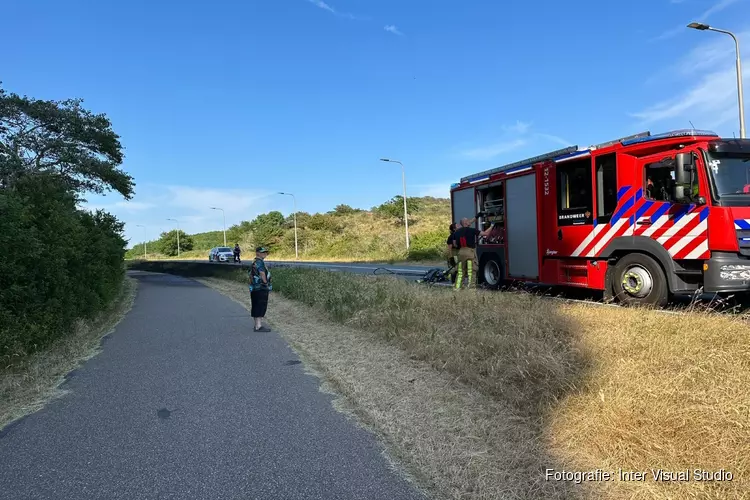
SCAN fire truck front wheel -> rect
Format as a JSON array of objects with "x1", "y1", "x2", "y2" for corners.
[{"x1": 611, "y1": 253, "x2": 668, "y2": 307}]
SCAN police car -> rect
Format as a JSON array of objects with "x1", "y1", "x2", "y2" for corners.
[{"x1": 209, "y1": 246, "x2": 234, "y2": 263}]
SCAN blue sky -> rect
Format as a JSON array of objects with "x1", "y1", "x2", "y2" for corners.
[{"x1": 4, "y1": 0, "x2": 749, "y2": 245}]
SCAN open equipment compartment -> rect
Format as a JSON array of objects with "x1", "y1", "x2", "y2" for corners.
[{"x1": 476, "y1": 181, "x2": 505, "y2": 245}]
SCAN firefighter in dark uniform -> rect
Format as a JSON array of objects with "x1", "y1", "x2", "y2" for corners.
[
  {"x1": 453, "y1": 216, "x2": 493, "y2": 289},
  {"x1": 446, "y1": 223, "x2": 459, "y2": 283}
]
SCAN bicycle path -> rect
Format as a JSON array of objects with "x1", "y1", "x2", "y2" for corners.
[{"x1": 0, "y1": 271, "x2": 425, "y2": 500}]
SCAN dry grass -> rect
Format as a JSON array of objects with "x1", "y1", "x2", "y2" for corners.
[
  {"x1": 200, "y1": 268, "x2": 749, "y2": 500},
  {"x1": 199, "y1": 277, "x2": 581, "y2": 500},
  {"x1": 0, "y1": 277, "x2": 137, "y2": 431},
  {"x1": 547, "y1": 306, "x2": 750, "y2": 500}
]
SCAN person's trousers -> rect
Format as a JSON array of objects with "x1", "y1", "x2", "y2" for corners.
[
  {"x1": 455, "y1": 247, "x2": 477, "y2": 289},
  {"x1": 250, "y1": 289, "x2": 269, "y2": 318},
  {"x1": 447, "y1": 250, "x2": 458, "y2": 283}
]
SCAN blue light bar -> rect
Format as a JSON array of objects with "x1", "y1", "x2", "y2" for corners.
[
  {"x1": 450, "y1": 183, "x2": 460, "y2": 189},
  {"x1": 621, "y1": 129, "x2": 718, "y2": 146},
  {"x1": 467, "y1": 175, "x2": 491, "y2": 184},
  {"x1": 554, "y1": 149, "x2": 591, "y2": 162}
]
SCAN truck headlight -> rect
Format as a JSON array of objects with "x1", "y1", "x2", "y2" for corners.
[{"x1": 720, "y1": 264, "x2": 750, "y2": 280}]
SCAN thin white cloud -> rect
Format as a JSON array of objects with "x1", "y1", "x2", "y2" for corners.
[
  {"x1": 458, "y1": 121, "x2": 579, "y2": 161},
  {"x1": 164, "y1": 185, "x2": 273, "y2": 213},
  {"x1": 503, "y1": 120, "x2": 531, "y2": 134},
  {"x1": 82, "y1": 184, "x2": 278, "y2": 246},
  {"x1": 414, "y1": 181, "x2": 453, "y2": 199},
  {"x1": 631, "y1": 30, "x2": 749, "y2": 134},
  {"x1": 308, "y1": 0, "x2": 335, "y2": 13},
  {"x1": 113, "y1": 201, "x2": 154, "y2": 211},
  {"x1": 461, "y1": 139, "x2": 527, "y2": 160},
  {"x1": 534, "y1": 133, "x2": 572, "y2": 147},
  {"x1": 306, "y1": 0, "x2": 357, "y2": 20},
  {"x1": 384, "y1": 25, "x2": 404, "y2": 36},
  {"x1": 644, "y1": 28, "x2": 742, "y2": 85},
  {"x1": 702, "y1": 0, "x2": 741, "y2": 18},
  {"x1": 652, "y1": 0, "x2": 741, "y2": 41}
]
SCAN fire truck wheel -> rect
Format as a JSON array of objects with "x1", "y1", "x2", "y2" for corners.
[
  {"x1": 479, "y1": 255, "x2": 504, "y2": 289},
  {"x1": 612, "y1": 253, "x2": 668, "y2": 307}
]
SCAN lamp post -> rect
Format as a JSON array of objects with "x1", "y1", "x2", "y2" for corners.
[
  {"x1": 379, "y1": 158, "x2": 410, "y2": 250},
  {"x1": 688, "y1": 22, "x2": 746, "y2": 138},
  {"x1": 278, "y1": 192, "x2": 299, "y2": 260},
  {"x1": 210, "y1": 207, "x2": 226, "y2": 246},
  {"x1": 136, "y1": 224, "x2": 147, "y2": 259},
  {"x1": 166, "y1": 218, "x2": 180, "y2": 257}
]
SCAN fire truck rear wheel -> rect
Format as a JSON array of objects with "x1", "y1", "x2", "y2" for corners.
[
  {"x1": 611, "y1": 253, "x2": 668, "y2": 307},
  {"x1": 480, "y1": 255, "x2": 504, "y2": 289}
]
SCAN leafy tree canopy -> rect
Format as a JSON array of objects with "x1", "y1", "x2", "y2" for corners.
[
  {"x1": 158, "y1": 230, "x2": 194, "y2": 256},
  {"x1": 0, "y1": 84, "x2": 134, "y2": 199},
  {"x1": 374, "y1": 195, "x2": 421, "y2": 221},
  {"x1": 328, "y1": 204, "x2": 362, "y2": 216}
]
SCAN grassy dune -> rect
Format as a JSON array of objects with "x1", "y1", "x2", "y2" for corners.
[
  {"x1": 126, "y1": 261, "x2": 750, "y2": 499},
  {"x1": 126, "y1": 196, "x2": 452, "y2": 263}
]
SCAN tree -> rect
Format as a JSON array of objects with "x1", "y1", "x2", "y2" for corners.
[
  {"x1": 374, "y1": 195, "x2": 421, "y2": 222},
  {"x1": 0, "y1": 84, "x2": 132, "y2": 358},
  {"x1": 249, "y1": 211, "x2": 285, "y2": 246},
  {"x1": 227, "y1": 220, "x2": 253, "y2": 244},
  {"x1": 0, "y1": 84, "x2": 134, "y2": 199},
  {"x1": 329, "y1": 204, "x2": 361, "y2": 216},
  {"x1": 158, "y1": 230, "x2": 194, "y2": 256}
]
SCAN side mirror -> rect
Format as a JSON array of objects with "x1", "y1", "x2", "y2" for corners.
[{"x1": 675, "y1": 152, "x2": 694, "y2": 184}]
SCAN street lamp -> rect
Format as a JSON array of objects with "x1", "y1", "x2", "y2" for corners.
[
  {"x1": 688, "y1": 22, "x2": 746, "y2": 138},
  {"x1": 379, "y1": 158, "x2": 410, "y2": 250},
  {"x1": 210, "y1": 207, "x2": 226, "y2": 246},
  {"x1": 278, "y1": 192, "x2": 299, "y2": 260},
  {"x1": 136, "y1": 224, "x2": 147, "y2": 259},
  {"x1": 166, "y1": 218, "x2": 181, "y2": 257}
]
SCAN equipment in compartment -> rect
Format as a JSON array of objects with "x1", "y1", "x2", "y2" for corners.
[{"x1": 478, "y1": 185, "x2": 504, "y2": 244}]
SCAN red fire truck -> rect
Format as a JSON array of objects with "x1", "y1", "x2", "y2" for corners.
[{"x1": 449, "y1": 129, "x2": 750, "y2": 306}]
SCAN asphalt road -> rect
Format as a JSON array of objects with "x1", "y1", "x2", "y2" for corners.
[
  {"x1": 168, "y1": 259, "x2": 435, "y2": 282},
  {"x1": 206, "y1": 259, "x2": 434, "y2": 275},
  {"x1": 0, "y1": 271, "x2": 426, "y2": 500}
]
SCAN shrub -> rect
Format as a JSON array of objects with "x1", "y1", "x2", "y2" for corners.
[
  {"x1": 407, "y1": 229, "x2": 448, "y2": 261},
  {"x1": 0, "y1": 175, "x2": 126, "y2": 358},
  {"x1": 306, "y1": 213, "x2": 343, "y2": 232}
]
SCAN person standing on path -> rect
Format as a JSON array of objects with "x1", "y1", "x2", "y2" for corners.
[
  {"x1": 453, "y1": 217, "x2": 493, "y2": 289},
  {"x1": 249, "y1": 246, "x2": 272, "y2": 332}
]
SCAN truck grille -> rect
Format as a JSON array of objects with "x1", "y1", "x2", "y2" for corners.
[{"x1": 737, "y1": 229, "x2": 750, "y2": 256}]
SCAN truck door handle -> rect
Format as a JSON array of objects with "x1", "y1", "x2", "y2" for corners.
[
  {"x1": 636, "y1": 220, "x2": 651, "y2": 226},
  {"x1": 558, "y1": 229, "x2": 563, "y2": 240}
]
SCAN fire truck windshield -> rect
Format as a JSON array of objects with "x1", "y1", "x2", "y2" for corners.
[{"x1": 705, "y1": 152, "x2": 750, "y2": 198}]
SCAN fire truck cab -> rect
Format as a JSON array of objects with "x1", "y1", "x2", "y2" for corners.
[{"x1": 450, "y1": 129, "x2": 750, "y2": 306}]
